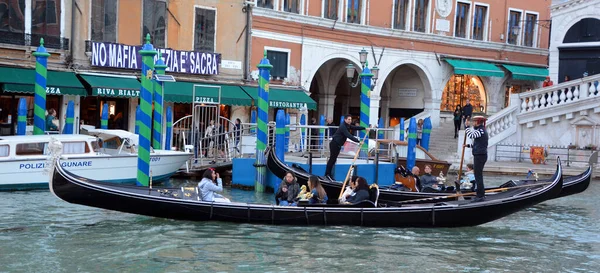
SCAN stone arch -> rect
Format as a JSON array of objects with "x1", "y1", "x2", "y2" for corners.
[
  {"x1": 553, "y1": 15, "x2": 600, "y2": 46},
  {"x1": 303, "y1": 53, "x2": 363, "y2": 92},
  {"x1": 373, "y1": 59, "x2": 434, "y2": 99}
]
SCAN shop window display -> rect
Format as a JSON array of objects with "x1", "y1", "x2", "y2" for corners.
[{"x1": 441, "y1": 75, "x2": 486, "y2": 113}]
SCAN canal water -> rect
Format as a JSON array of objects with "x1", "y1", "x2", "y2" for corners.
[{"x1": 1, "y1": 176, "x2": 598, "y2": 272}]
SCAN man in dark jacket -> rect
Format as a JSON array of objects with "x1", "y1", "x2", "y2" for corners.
[
  {"x1": 324, "y1": 114, "x2": 367, "y2": 181},
  {"x1": 464, "y1": 116, "x2": 488, "y2": 202},
  {"x1": 462, "y1": 99, "x2": 473, "y2": 129}
]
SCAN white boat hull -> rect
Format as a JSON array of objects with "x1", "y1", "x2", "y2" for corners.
[{"x1": 0, "y1": 152, "x2": 190, "y2": 190}]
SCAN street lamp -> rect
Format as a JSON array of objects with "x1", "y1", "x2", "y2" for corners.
[{"x1": 347, "y1": 48, "x2": 378, "y2": 88}]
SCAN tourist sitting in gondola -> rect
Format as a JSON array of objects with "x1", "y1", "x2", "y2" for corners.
[
  {"x1": 275, "y1": 172, "x2": 300, "y2": 206},
  {"x1": 197, "y1": 168, "x2": 230, "y2": 202},
  {"x1": 460, "y1": 164, "x2": 476, "y2": 190},
  {"x1": 307, "y1": 175, "x2": 328, "y2": 204},
  {"x1": 420, "y1": 165, "x2": 442, "y2": 192},
  {"x1": 341, "y1": 176, "x2": 371, "y2": 204}
]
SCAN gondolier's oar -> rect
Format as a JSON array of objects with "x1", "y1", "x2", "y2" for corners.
[
  {"x1": 455, "y1": 120, "x2": 470, "y2": 200},
  {"x1": 338, "y1": 132, "x2": 370, "y2": 200},
  {"x1": 392, "y1": 181, "x2": 553, "y2": 205}
]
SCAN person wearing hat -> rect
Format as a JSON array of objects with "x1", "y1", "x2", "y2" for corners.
[{"x1": 464, "y1": 116, "x2": 488, "y2": 202}]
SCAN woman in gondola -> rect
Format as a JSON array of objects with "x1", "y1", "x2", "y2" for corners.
[
  {"x1": 307, "y1": 175, "x2": 328, "y2": 204},
  {"x1": 343, "y1": 176, "x2": 370, "y2": 204},
  {"x1": 275, "y1": 172, "x2": 300, "y2": 206},
  {"x1": 197, "y1": 168, "x2": 230, "y2": 202}
]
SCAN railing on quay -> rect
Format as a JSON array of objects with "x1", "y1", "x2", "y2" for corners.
[{"x1": 494, "y1": 143, "x2": 597, "y2": 167}]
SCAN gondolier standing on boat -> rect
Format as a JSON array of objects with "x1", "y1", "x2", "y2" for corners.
[
  {"x1": 464, "y1": 116, "x2": 488, "y2": 202},
  {"x1": 324, "y1": 114, "x2": 367, "y2": 181}
]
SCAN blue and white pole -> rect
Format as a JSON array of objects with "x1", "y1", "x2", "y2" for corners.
[{"x1": 406, "y1": 117, "x2": 417, "y2": 170}]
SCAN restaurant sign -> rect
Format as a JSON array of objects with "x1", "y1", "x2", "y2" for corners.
[
  {"x1": 269, "y1": 101, "x2": 307, "y2": 109},
  {"x1": 95, "y1": 88, "x2": 140, "y2": 98},
  {"x1": 194, "y1": 96, "x2": 218, "y2": 104},
  {"x1": 91, "y1": 42, "x2": 221, "y2": 75}
]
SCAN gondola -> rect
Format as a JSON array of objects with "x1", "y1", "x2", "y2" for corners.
[
  {"x1": 267, "y1": 147, "x2": 595, "y2": 203},
  {"x1": 50, "y1": 154, "x2": 563, "y2": 228}
]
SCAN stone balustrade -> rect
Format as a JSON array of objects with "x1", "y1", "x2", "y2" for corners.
[{"x1": 519, "y1": 74, "x2": 600, "y2": 114}]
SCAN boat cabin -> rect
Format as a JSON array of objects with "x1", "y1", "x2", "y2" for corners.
[{"x1": 0, "y1": 135, "x2": 97, "y2": 159}]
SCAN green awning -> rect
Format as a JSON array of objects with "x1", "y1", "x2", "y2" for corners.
[
  {"x1": 163, "y1": 82, "x2": 253, "y2": 106},
  {"x1": 79, "y1": 75, "x2": 141, "y2": 98},
  {"x1": 241, "y1": 86, "x2": 317, "y2": 110},
  {"x1": 502, "y1": 64, "x2": 548, "y2": 81},
  {"x1": 0, "y1": 67, "x2": 86, "y2": 96},
  {"x1": 445, "y1": 59, "x2": 505, "y2": 77}
]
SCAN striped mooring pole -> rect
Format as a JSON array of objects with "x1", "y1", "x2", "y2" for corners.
[
  {"x1": 285, "y1": 113, "x2": 290, "y2": 152},
  {"x1": 137, "y1": 34, "x2": 157, "y2": 187},
  {"x1": 275, "y1": 109, "x2": 285, "y2": 161},
  {"x1": 319, "y1": 115, "x2": 325, "y2": 149},
  {"x1": 359, "y1": 62, "x2": 373, "y2": 151},
  {"x1": 63, "y1": 100, "x2": 75, "y2": 134},
  {"x1": 399, "y1": 118, "x2": 405, "y2": 141},
  {"x1": 421, "y1": 117, "x2": 432, "y2": 151},
  {"x1": 32, "y1": 38, "x2": 50, "y2": 135},
  {"x1": 299, "y1": 114, "x2": 306, "y2": 152},
  {"x1": 135, "y1": 105, "x2": 140, "y2": 134},
  {"x1": 101, "y1": 103, "x2": 108, "y2": 129},
  {"x1": 255, "y1": 51, "x2": 272, "y2": 193},
  {"x1": 153, "y1": 53, "x2": 168, "y2": 150},
  {"x1": 17, "y1": 98, "x2": 27, "y2": 135},
  {"x1": 407, "y1": 117, "x2": 417, "y2": 170},
  {"x1": 165, "y1": 106, "x2": 172, "y2": 150}
]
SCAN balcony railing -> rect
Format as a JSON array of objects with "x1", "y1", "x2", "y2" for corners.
[{"x1": 0, "y1": 32, "x2": 69, "y2": 50}]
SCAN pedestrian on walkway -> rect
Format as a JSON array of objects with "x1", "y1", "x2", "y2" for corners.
[
  {"x1": 461, "y1": 99, "x2": 473, "y2": 129},
  {"x1": 324, "y1": 114, "x2": 367, "y2": 181},
  {"x1": 416, "y1": 119, "x2": 423, "y2": 146},
  {"x1": 464, "y1": 116, "x2": 488, "y2": 202},
  {"x1": 453, "y1": 105, "x2": 461, "y2": 138}
]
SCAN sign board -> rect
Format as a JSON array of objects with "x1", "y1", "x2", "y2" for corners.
[
  {"x1": 91, "y1": 42, "x2": 221, "y2": 75},
  {"x1": 154, "y1": 74, "x2": 176, "y2": 82},
  {"x1": 95, "y1": 88, "x2": 140, "y2": 98},
  {"x1": 194, "y1": 96, "x2": 218, "y2": 104},
  {"x1": 436, "y1": 19, "x2": 450, "y2": 32},
  {"x1": 398, "y1": 88, "x2": 417, "y2": 97},
  {"x1": 221, "y1": 60, "x2": 242, "y2": 70},
  {"x1": 269, "y1": 101, "x2": 307, "y2": 109}
]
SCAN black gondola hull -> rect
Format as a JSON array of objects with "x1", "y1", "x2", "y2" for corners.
[
  {"x1": 50, "y1": 157, "x2": 564, "y2": 228},
  {"x1": 266, "y1": 147, "x2": 590, "y2": 202}
]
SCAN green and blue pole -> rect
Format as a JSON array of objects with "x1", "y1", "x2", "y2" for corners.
[
  {"x1": 250, "y1": 109, "x2": 256, "y2": 134},
  {"x1": 421, "y1": 117, "x2": 432, "y2": 151},
  {"x1": 407, "y1": 117, "x2": 417, "y2": 170},
  {"x1": 135, "y1": 105, "x2": 140, "y2": 134},
  {"x1": 275, "y1": 109, "x2": 285, "y2": 161},
  {"x1": 101, "y1": 103, "x2": 108, "y2": 129},
  {"x1": 255, "y1": 51, "x2": 272, "y2": 192},
  {"x1": 63, "y1": 100, "x2": 74, "y2": 134},
  {"x1": 300, "y1": 114, "x2": 306, "y2": 151},
  {"x1": 137, "y1": 34, "x2": 157, "y2": 187},
  {"x1": 377, "y1": 117, "x2": 384, "y2": 140},
  {"x1": 165, "y1": 106, "x2": 172, "y2": 150},
  {"x1": 153, "y1": 54, "x2": 167, "y2": 150},
  {"x1": 360, "y1": 63, "x2": 373, "y2": 152},
  {"x1": 319, "y1": 115, "x2": 325, "y2": 149},
  {"x1": 285, "y1": 113, "x2": 290, "y2": 152},
  {"x1": 17, "y1": 98, "x2": 27, "y2": 135},
  {"x1": 32, "y1": 38, "x2": 50, "y2": 135},
  {"x1": 399, "y1": 118, "x2": 405, "y2": 141}
]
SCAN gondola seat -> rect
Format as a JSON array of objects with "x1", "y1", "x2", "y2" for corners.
[{"x1": 369, "y1": 185, "x2": 380, "y2": 207}]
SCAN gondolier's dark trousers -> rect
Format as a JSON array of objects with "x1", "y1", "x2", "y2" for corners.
[
  {"x1": 473, "y1": 154, "x2": 487, "y2": 198},
  {"x1": 325, "y1": 141, "x2": 342, "y2": 177}
]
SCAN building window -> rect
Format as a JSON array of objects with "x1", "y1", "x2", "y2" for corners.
[
  {"x1": 454, "y1": 2, "x2": 469, "y2": 38},
  {"x1": 508, "y1": 10, "x2": 521, "y2": 45},
  {"x1": 142, "y1": 0, "x2": 167, "y2": 48},
  {"x1": 346, "y1": 0, "x2": 361, "y2": 24},
  {"x1": 472, "y1": 5, "x2": 486, "y2": 41},
  {"x1": 283, "y1": 0, "x2": 300, "y2": 13},
  {"x1": 393, "y1": 0, "x2": 409, "y2": 30},
  {"x1": 266, "y1": 50, "x2": 288, "y2": 80},
  {"x1": 91, "y1": 0, "x2": 117, "y2": 42},
  {"x1": 0, "y1": 0, "x2": 25, "y2": 45},
  {"x1": 413, "y1": 0, "x2": 428, "y2": 33},
  {"x1": 257, "y1": 0, "x2": 273, "y2": 9},
  {"x1": 324, "y1": 0, "x2": 338, "y2": 20},
  {"x1": 194, "y1": 8, "x2": 215, "y2": 52},
  {"x1": 31, "y1": 0, "x2": 61, "y2": 43},
  {"x1": 523, "y1": 13, "x2": 537, "y2": 47},
  {"x1": 441, "y1": 75, "x2": 487, "y2": 113}
]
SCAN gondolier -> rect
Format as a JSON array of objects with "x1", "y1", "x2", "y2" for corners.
[
  {"x1": 464, "y1": 116, "x2": 488, "y2": 202},
  {"x1": 324, "y1": 114, "x2": 367, "y2": 181}
]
